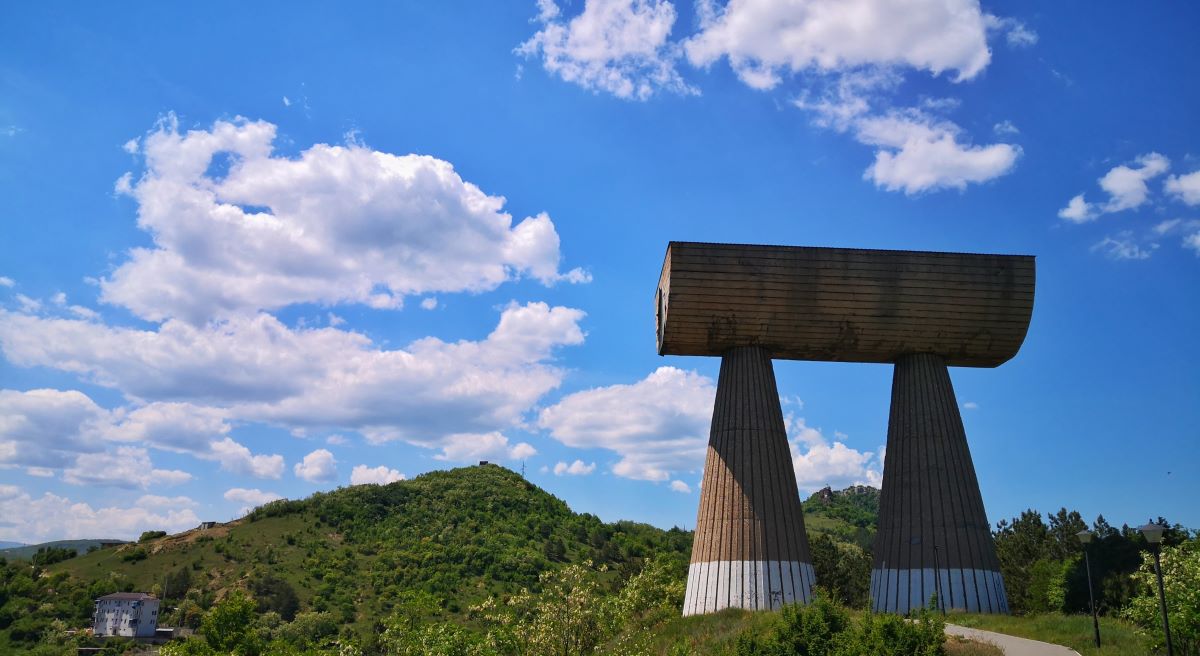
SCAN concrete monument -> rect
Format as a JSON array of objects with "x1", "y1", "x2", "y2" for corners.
[{"x1": 656, "y1": 242, "x2": 1034, "y2": 616}]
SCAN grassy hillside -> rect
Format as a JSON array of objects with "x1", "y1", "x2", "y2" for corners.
[
  {"x1": 948, "y1": 612, "x2": 1152, "y2": 656},
  {"x1": 3, "y1": 470, "x2": 889, "y2": 653},
  {"x1": 803, "y1": 485, "x2": 879, "y2": 549},
  {"x1": 45, "y1": 465, "x2": 690, "y2": 632}
]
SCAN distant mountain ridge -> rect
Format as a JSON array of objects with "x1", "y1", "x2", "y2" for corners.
[{"x1": 0, "y1": 538, "x2": 128, "y2": 560}]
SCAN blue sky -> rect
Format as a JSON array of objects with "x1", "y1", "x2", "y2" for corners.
[{"x1": 1, "y1": 1, "x2": 1197, "y2": 543}]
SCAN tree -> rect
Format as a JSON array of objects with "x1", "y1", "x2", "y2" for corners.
[
  {"x1": 250, "y1": 574, "x2": 300, "y2": 621},
  {"x1": 810, "y1": 534, "x2": 871, "y2": 608},
  {"x1": 1124, "y1": 538, "x2": 1200, "y2": 655},
  {"x1": 542, "y1": 537, "x2": 566, "y2": 562},
  {"x1": 200, "y1": 590, "x2": 264, "y2": 655},
  {"x1": 994, "y1": 509, "x2": 1051, "y2": 613},
  {"x1": 31, "y1": 547, "x2": 75, "y2": 567},
  {"x1": 1046, "y1": 508, "x2": 1086, "y2": 561},
  {"x1": 472, "y1": 561, "x2": 620, "y2": 656}
]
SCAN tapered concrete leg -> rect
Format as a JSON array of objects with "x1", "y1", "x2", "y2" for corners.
[
  {"x1": 682, "y1": 346, "x2": 815, "y2": 616},
  {"x1": 871, "y1": 353, "x2": 1008, "y2": 615}
]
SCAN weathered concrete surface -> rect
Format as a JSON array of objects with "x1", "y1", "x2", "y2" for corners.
[
  {"x1": 657, "y1": 242, "x2": 1035, "y2": 367},
  {"x1": 683, "y1": 346, "x2": 814, "y2": 615},
  {"x1": 871, "y1": 353, "x2": 1008, "y2": 614},
  {"x1": 945, "y1": 624, "x2": 1080, "y2": 656}
]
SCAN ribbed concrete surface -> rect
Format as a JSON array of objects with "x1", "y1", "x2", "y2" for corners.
[
  {"x1": 872, "y1": 353, "x2": 1008, "y2": 614},
  {"x1": 656, "y1": 242, "x2": 1035, "y2": 367},
  {"x1": 684, "y1": 561, "x2": 815, "y2": 615},
  {"x1": 683, "y1": 346, "x2": 814, "y2": 615}
]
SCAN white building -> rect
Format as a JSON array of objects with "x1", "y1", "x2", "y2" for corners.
[{"x1": 93, "y1": 592, "x2": 160, "y2": 638}]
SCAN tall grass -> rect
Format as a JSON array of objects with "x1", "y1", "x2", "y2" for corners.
[{"x1": 947, "y1": 612, "x2": 1153, "y2": 656}]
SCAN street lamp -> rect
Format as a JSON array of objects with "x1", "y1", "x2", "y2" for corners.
[
  {"x1": 1076, "y1": 529, "x2": 1101, "y2": 648},
  {"x1": 1139, "y1": 523, "x2": 1174, "y2": 656}
]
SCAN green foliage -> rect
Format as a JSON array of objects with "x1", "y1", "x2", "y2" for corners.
[
  {"x1": 31, "y1": 465, "x2": 691, "y2": 648},
  {"x1": 809, "y1": 534, "x2": 871, "y2": 608},
  {"x1": 947, "y1": 611, "x2": 1151, "y2": 656},
  {"x1": 139, "y1": 530, "x2": 168, "y2": 543},
  {"x1": 734, "y1": 594, "x2": 945, "y2": 656},
  {"x1": 993, "y1": 509, "x2": 1191, "y2": 616},
  {"x1": 30, "y1": 547, "x2": 75, "y2": 567},
  {"x1": 803, "y1": 486, "x2": 880, "y2": 531},
  {"x1": 1023, "y1": 558, "x2": 1073, "y2": 614},
  {"x1": 250, "y1": 573, "x2": 300, "y2": 621},
  {"x1": 201, "y1": 590, "x2": 265, "y2": 655},
  {"x1": 1123, "y1": 539, "x2": 1200, "y2": 655},
  {"x1": 120, "y1": 547, "x2": 148, "y2": 563}
]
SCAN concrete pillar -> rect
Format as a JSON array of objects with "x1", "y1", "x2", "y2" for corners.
[
  {"x1": 871, "y1": 353, "x2": 1008, "y2": 614},
  {"x1": 683, "y1": 346, "x2": 815, "y2": 616}
]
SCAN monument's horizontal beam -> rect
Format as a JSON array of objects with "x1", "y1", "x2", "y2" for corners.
[{"x1": 657, "y1": 242, "x2": 1034, "y2": 368}]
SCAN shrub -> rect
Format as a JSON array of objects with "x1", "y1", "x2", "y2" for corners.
[
  {"x1": 1124, "y1": 539, "x2": 1200, "y2": 655},
  {"x1": 734, "y1": 594, "x2": 946, "y2": 656}
]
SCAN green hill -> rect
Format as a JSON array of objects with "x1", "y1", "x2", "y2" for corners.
[
  {"x1": 802, "y1": 485, "x2": 880, "y2": 549},
  {"x1": 2, "y1": 467, "x2": 887, "y2": 653},
  {"x1": 26, "y1": 466, "x2": 688, "y2": 640}
]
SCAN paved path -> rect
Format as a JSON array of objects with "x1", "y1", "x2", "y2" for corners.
[{"x1": 946, "y1": 624, "x2": 1081, "y2": 656}]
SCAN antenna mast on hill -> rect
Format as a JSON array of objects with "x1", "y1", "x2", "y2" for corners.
[{"x1": 521, "y1": 460, "x2": 526, "y2": 478}]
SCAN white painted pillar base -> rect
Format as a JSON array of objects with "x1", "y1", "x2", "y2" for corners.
[
  {"x1": 870, "y1": 567, "x2": 1008, "y2": 615},
  {"x1": 683, "y1": 560, "x2": 815, "y2": 616}
]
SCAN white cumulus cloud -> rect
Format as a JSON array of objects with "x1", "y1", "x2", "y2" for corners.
[
  {"x1": 294, "y1": 448, "x2": 338, "y2": 482},
  {"x1": 538, "y1": 367, "x2": 881, "y2": 492},
  {"x1": 0, "y1": 388, "x2": 284, "y2": 480},
  {"x1": 1165, "y1": 170, "x2": 1200, "y2": 206},
  {"x1": 538, "y1": 366, "x2": 714, "y2": 481},
  {"x1": 685, "y1": 0, "x2": 993, "y2": 89},
  {"x1": 0, "y1": 489, "x2": 201, "y2": 543},
  {"x1": 0, "y1": 302, "x2": 585, "y2": 460},
  {"x1": 786, "y1": 416, "x2": 881, "y2": 493},
  {"x1": 0, "y1": 388, "x2": 111, "y2": 468},
  {"x1": 553, "y1": 459, "x2": 596, "y2": 476},
  {"x1": 223, "y1": 487, "x2": 283, "y2": 515},
  {"x1": 518, "y1": 0, "x2": 696, "y2": 100},
  {"x1": 857, "y1": 111, "x2": 1021, "y2": 194},
  {"x1": 669, "y1": 479, "x2": 691, "y2": 493},
  {"x1": 350, "y1": 464, "x2": 406, "y2": 485},
  {"x1": 102, "y1": 115, "x2": 586, "y2": 324},
  {"x1": 431, "y1": 432, "x2": 537, "y2": 463},
  {"x1": 63, "y1": 446, "x2": 192, "y2": 489},
  {"x1": 1059, "y1": 153, "x2": 1171, "y2": 223}
]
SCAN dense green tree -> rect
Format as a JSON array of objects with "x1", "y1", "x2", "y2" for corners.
[
  {"x1": 200, "y1": 590, "x2": 264, "y2": 655},
  {"x1": 250, "y1": 573, "x2": 300, "y2": 621},
  {"x1": 809, "y1": 534, "x2": 871, "y2": 608},
  {"x1": 30, "y1": 547, "x2": 75, "y2": 567},
  {"x1": 1124, "y1": 538, "x2": 1200, "y2": 655}
]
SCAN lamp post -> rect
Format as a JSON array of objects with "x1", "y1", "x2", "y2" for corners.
[
  {"x1": 1139, "y1": 523, "x2": 1174, "y2": 656},
  {"x1": 933, "y1": 544, "x2": 945, "y2": 616},
  {"x1": 1076, "y1": 529, "x2": 1101, "y2": 648}
]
